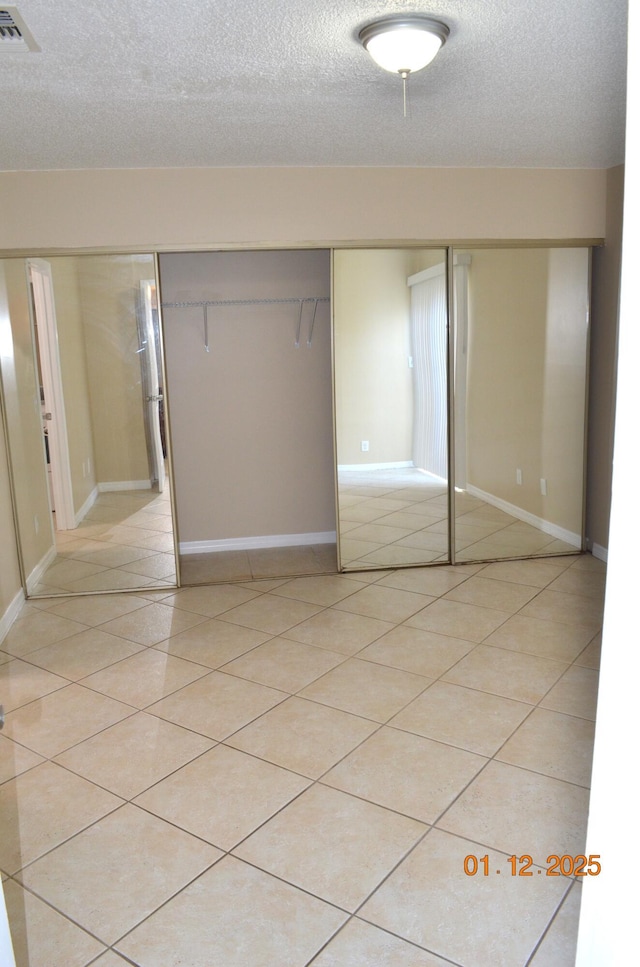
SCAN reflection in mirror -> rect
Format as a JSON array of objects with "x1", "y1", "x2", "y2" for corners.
[
  {"x1": 333, "y1": 248, "x2": 450, "y2": 570},
  {"x1": 0, "y1": 254, "x2": 177, "y2": 596},
  {"x1": 452, "y1": 247, "x2": 589, "y2": 562}
]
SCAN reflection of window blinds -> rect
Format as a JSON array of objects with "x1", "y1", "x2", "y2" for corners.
[{"x1": 408, "y1": 266, "x2": 448, "y2": 479}]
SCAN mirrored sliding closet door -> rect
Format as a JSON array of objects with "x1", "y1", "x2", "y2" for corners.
[
  {"x1": 0, "y1": 253, "x2": 178, "y2": 596},
  {"x1": 333, "y1": 246, "x2": 590, "y2": 572}
]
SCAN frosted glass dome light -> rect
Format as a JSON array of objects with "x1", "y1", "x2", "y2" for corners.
[{"x1": 359, "y1": 15, "x2": 449, "y2": 75}]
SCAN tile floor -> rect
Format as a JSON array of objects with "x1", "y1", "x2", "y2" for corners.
[
  {"x1": 0, "y1": 552, "x2": 603, "y2": 966},
  {"x1": 32, "y1": 487, "x2": 177, "y2": 597},
  {"x1": 338, "y1": 469, "x2": 579, "y2": 569}
]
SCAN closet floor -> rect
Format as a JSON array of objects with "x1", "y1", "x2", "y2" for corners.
[{"x1": 179, "y1": 543, "x2": 338, "y2": 585}]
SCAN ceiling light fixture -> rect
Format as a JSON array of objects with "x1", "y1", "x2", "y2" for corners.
[{"x1": 359, "y1": 14, "x2": 449, "y2": 116}]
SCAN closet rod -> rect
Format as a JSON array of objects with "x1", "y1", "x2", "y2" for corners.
[{"x1": 161, "y1": 296, "x2": 329, "y2": 352}]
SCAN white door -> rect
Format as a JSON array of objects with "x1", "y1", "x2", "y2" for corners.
[{"x1": 139, "y1": 280, "x2": 165, "y2": 492}]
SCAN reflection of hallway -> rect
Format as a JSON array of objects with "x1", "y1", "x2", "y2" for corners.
[
  {"x1": 339, "y1": 469, "x2": 579, "y2": 569},
  {"x1": 33, "y1": 486, "x2": 176, "y2": 595}
]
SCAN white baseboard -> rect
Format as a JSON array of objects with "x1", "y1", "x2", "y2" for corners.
[
  {"x1": 180, "y1": 531, "x2": 337, "y2": 555},
  {"x1": 465, "y1": 484, "x2": 582, "y2": 548},
  {"x1": 0, "y1": 588, "x2": 26, "y2": 645},
  {"x1": 338, "y1": 461, "x2": 414, "y2": 472},
  {"x1": 98, "y1": 480, "x2": 153, "y2": 492},
  {"x1": 587, "y1": 540, "x2": 608, "y2": 562},
  {"x1": 25, "y1": 543, "x2": 58, "y2": 595},
  {"x1": 74, "y1": 485, "x2": 98, "y2": 527}
]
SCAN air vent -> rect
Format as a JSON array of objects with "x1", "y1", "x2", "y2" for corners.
[{"x1": 0, "y1": 6, "x2": 40, "y2": 52}]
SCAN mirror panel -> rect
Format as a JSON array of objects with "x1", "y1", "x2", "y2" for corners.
[
  {"x1": 452, "y1": 247, "x2": 588, "y2": 562},
  {"x1": 334, "y1": 248, "x2": 450, "y2": 570},
  {"x1": 0, "y1": 253, "x2": 178, "y2": 596}
]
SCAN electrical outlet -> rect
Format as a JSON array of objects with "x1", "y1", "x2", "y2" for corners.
[
  {"x1": 34, "y1": 515, "x2": 39, "y2": 534},
  {"x1": 516, "y1": 468, "x2": 522, "y2": 485},
  {"x1": 361, "y1": 440, "x2": 369, "y2": 452},
  {"x1": 540, "y1": 478, "x2": 547, "y2": 496}
]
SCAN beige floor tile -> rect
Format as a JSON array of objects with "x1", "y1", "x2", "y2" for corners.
[
  {"x1": 567, "y1": 553, "x2": 606, "y2": 572},
  {"x1": 54, "y1": 711, "x2": 214, "y2": 799},
  {"x1": 154, "y1": 618, "x2": 270, "y2": 667},
  {"x1": 540, "y1": 665, "x2": 600, "y2": 720},
  {"x1": 346, "y1": 522, "x2": 416, "y2": 545},
  {"x1": 40, "y1": 559, "x2": 109, "y2": 588},
  {"x1": 2, "y1": 612, "x2": 89, "y2": 658},
  {"x1": 496, "y1": 708, "x2": 595, "y2": 786},
  {"x1": 438, "y1": 760, "x2": 590, "y2": 868},
  {"x1": 147, "y1": 672, "x2": 286, "y2": 740},
  {"x1": 442, "y1": 645, "x2": 568, "y2": 704},
  {"x1": 390, "y1": 681, "x2": 532, "y2": 756},
  {"x1": 444, "y1": 575, "x2": 540, "y2": 613},
  {"x1": 269, "y1": 574, "x2": 368, "y2": 606},
  {"x1": 43, "y1": 593, "x2": 149, "y2": 626},
  {"x1": 226, "y1": 696, "x2": 378, "y2": 778},
  {"x1": 377, "y1": 566, "x2": 474, "y2": 596},
  {"x1": 87, "y1": 953, "x2": 131, "y2": 966},
  {"x1": 0, "y1": 761, "x2": 122, "y2": 874},
  {"x1": 116, "y1": 856, "x2": 346, "y2": 967},
  {"x1": 248, "y1": 544, "x2": 332, "y2": 579},
  {"x1": 159, "y1": 584, "x2": 260, "y2": 617},
  {"x1": 333, "y1": 584, "x2": 433, "y2": 623},
  {"x1": 529, "y1": 882, "x2": 583, "y2": 966},
  {"x1": 519, "y1": 588, "x2": 604, "y2": 630},
  {"x1": 360, "y1": 828, "x2": 569, "y2": 967},
  {"x1": 135, "y1": 745, "x2": 310, "y2": 850},
  {"x1": 483, "y1": 613, "x2": 596, "y2": 661},
  {"x1": 322, "y1": 726, "x2": 486, "y2": 823},
  {"x1": 547, "y1": 567, "x2": 607, "y2": 597},
  {"x1": 298, "y1": 658, "x2": 431, "y2": 723},
  {"x1": 0, "y1": 735, "x2": 44, "y2": 784},
  {"x1": 476, "y1": 558, "x2": 570, "y2": 588},
  {"x1": 0, "y1": 658, "x2": 67, "y2": 712},
  {"x1": 120, "y1": 553, "x2": 177, "y2": 579},
  {"x1": 217, "y1": 593, "x2": 323, "y2": 635},
  {"x1": 358, "y1": 626, "x2": 475, "y2": 678},
  {"x1": 310, "y1": 918, "x2": 450, "y2": 966},
  {"x1": 282, "y1": 608, "x2": 394, "y2": 655},
  {"x1": 222, "y1": 636, "x2": 346, "y2": 692},
  {"x1": 95, "y1": 603, "x2": 207, "y2": 646},
  {"x1": 70, "y1": 543, "x2": 157, "y2": 568},
  {"x1": 575, "y1": 633, "x2": 601, "y2": 669},
  {"x1": 19, "y1": 804, "x2": 221, "y2": 946},
  {"x1": 406, "y1": 599, "x2": 510, "y2": 642},
  {"x1": 81, "y1": 648, "x2": 210, "y2": 708},
  {"x1": 234, "y1": 783, "x2": 426, "y2": 911},
  {"x1": 179, "y1": 550, "x2": 253, "y2": 585},
  {"x1": 25, "y1": 628, "x2": 144, "y2": 680},
  {"x1": 66, "y1": 569, "x2": 159, "y2": 593},
  {"x1": 3, "y1": 879, "x2": 106, "y2": 967},
  {"x1": 2, "y1": 684, "x2": 134, "y2": 758}
]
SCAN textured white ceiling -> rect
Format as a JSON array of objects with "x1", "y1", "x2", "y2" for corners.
[{"x1": 0, "y1": 0, "x2": 627, "y2": 171}]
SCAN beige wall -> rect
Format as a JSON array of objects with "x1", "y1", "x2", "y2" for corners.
[
  {"x1": 464, "y1": 248, "x2": 589, "y2": 536},
  {"x1": 586, "y1": 165, "x2": 624, "y2": 554},
  {"x1": 334, "y1": 249, "x2": 415, "y2": 466},
  {"x1": 160, "y1": 249, "x2": 334, "y2": 544},
  {"x1": 0, "y1": 167, "x2": 605, "y2": 253}
]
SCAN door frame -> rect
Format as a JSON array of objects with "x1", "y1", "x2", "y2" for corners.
[{"x1": 27, "y1": 258, "x2": 75, "y2": 530}]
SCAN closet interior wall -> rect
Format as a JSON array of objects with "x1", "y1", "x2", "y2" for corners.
[{"x1": 158, "y1": 250, "x2": 335, "y2": 569}]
